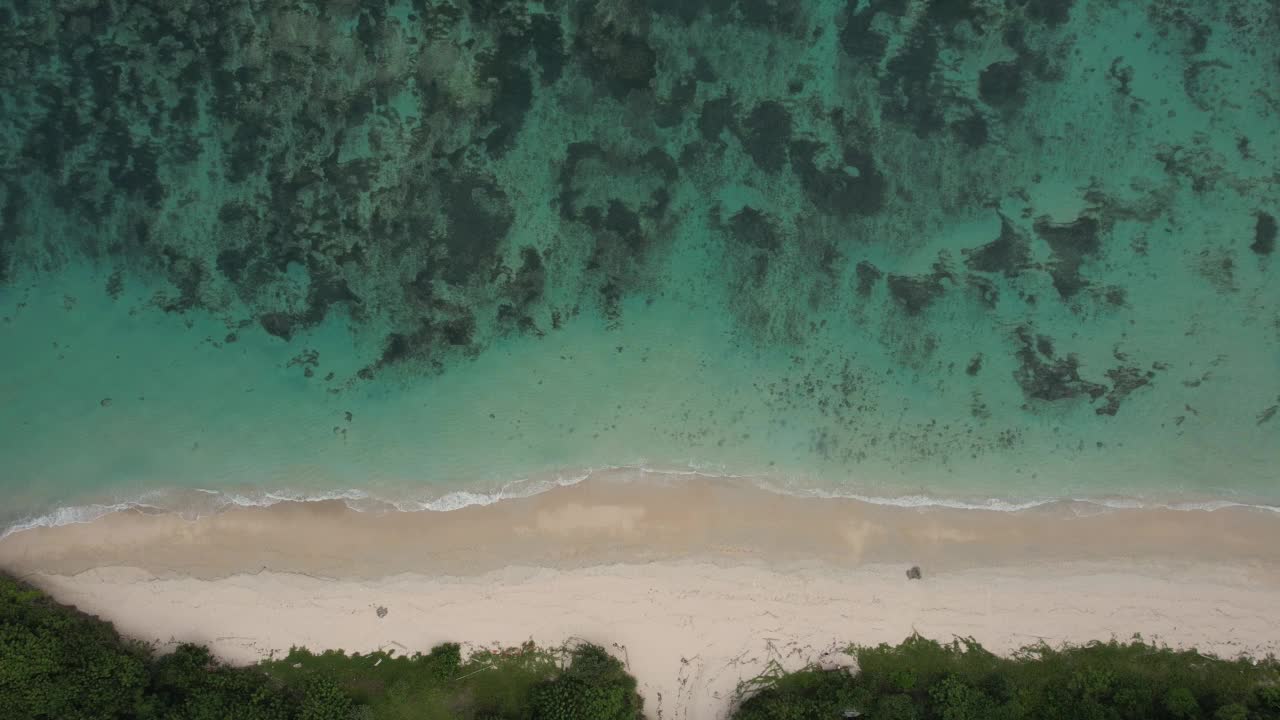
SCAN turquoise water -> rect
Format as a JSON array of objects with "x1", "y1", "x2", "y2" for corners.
[{"x1": 1, "y1": 0, "x2": 1277, "y2": 532}]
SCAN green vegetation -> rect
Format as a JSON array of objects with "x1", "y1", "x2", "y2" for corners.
[
  {"x1": 732, "y1": 635, "x2": 1280, "y2": 720},
  {"x1": 1, "y1": 573, "x2": 641, "y2": 720},
  {"x1": 7, "y1": 571, "x2": 1280, "y2": 719}
]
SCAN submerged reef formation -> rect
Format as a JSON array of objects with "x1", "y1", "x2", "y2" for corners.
[{"x1": 0, "y1": 0, "x2": 1277, "y2": 476}]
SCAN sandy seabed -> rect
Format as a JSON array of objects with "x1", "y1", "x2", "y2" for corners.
[{"x1": 4, "y1": 478, "x2": 1280, "y2": 720}]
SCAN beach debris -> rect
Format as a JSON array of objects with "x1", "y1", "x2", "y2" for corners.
[
  {"x1": 376, "y1": 605, "x2": 388, "y2": 618},
  {"x1": 906, "y1": 566, "x2": 922, "y2": 580}
]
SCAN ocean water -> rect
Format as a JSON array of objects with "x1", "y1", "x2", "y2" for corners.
[{"x1": 1, "y1": 0, "x2": 1277, "y2": 534}]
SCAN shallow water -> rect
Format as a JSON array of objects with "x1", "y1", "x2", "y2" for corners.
[{"x1": 1, "y1": 0, "x2": 1277, "y2": 533}]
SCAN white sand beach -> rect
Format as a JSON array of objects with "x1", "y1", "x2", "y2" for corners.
[{"x1": 4, "y1": 478, "x2": 1280, "y2": 719}]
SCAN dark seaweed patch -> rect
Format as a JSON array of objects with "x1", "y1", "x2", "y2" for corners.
[
  {"x1": 1034, "y1": 216, "x2": 1102, "y2": 299},
  {"x1": 605, "y1": 200, "x2": 646, "y2": 256},
  {"x1": 924, "y1": 0, "x2": 985, "y2": 28},
  {"x1": 1251, "y1": 211, "x2": 1276, "y2": 256},
  {"x1": 881, "y1": 25, "x2": 944, "y2": 136},
  {"x1": 528, "y1": 13, "x2": 567, "y2": 84},
  {"x1": 951, "y1": 112, "x2": 989, "y2": 148},
  {"x1": 728, "y1": 206, "x2": 781, "y2": 251},
  {"x1": 698, "y1": 96, "x2": 737, "y2": 142},
  {"x1": 1096, "y1": 365, "x2": 1155, "y2": 416},
  {"x1": 855, "y1": 260, "x2": 883, "y2": 296},
  {"x1": 967, "y1": 275, "x2": 999, "y2": 308},
  {"x1": 480, "y1": 34, "x2": 535, "y2": 155},
  {"x1": 840, "y1": 1, "x2": 889, "y2": 60},
  {"x1": 738, "y1": 0, "x2": 802, "y2": 31},
  {"x1": 964, "y1": 214, "x2": 1031, "y2": 276},
  {"x1": 887, "y1": 272, "x2": 947, "y2": 315},
  {"x1": 439, "y1": 173, "x2": 514, "y2": 284},
  {"x1": 979, "y1": 61, "x2": 1024, "y2": 108},
  {"x1": 966, "y1": 353, "x2": 983, "y2": 376},
  {"x1": 442, "y1": 313, "x2": 475, "y2": 346},
  {"x1": 557, "y1": 142, "x2": 607, "y2": 219},
  {"x1": 259, "y1": 312, "x2": 296, "y2": 341},
  {"x1": 741, "y1": 101, "x2": 793, "y2": 173},
  {"x1": 1022, "y1": 0, "x2": 1075, "y2": 27},
  {"x1": 790, "y1": 142, "x2": 886, "y2": 217},
  {"x1": 0, "y1": 185, "x2": 20, "y2": 284},
  {"x1": 574, "y1": 12, "x2": 657, "y2": 99},
  {"x1": 509, "y1": 246, "x2": 546, "y2": 306},
  {"x1": 1013, "y1": 326, "x2": 1106, "y2": 402}
]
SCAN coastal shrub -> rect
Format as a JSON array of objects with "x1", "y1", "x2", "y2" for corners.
[
  {"x1": 145, "y1": 642, "x2": 297, "y2": 720},
  {"x1": 730, "y1": 634, "x2": 1280, "y2": 720},
  {"x1": 0, "y1": 573, "x2": 149, "y2": 720},
  {"x1": 733, "y1": 664, "x2": 863, "y2": 720},
  {"x1": 529, "y1": 644, "x2": 644, "y2": 720}
]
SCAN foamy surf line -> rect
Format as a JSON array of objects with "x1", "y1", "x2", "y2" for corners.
[{"x1": 4, "y1": 466, "x2": 1279, "y2": 539}]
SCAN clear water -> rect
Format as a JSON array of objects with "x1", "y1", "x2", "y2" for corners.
[{"x1": 1, "y1": 0, "x2": 1277, "y2": 532}]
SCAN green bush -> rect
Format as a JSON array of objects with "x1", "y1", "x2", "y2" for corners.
[
  {"x1": 530, "y1": 644, "x2": 644, "y2": 720},
  {"x1": 8, "y1": 571, "x2": 1280, "y2": 720},
  {"x1": 730, "y1": 634, "x2": 1280, "y2": 720},
  {"x1": 1, "y1": 573, "x2": 149, "y2": 720},
  {"x1": 1, "y1": 573, "x2": 643, "y2": 720}
]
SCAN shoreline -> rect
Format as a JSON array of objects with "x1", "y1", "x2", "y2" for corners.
[
  {"x1": 3, "y1": 476, "x2": 1280, "y2": 579},
  {"x1": 6, "y1": 478, "x2": 1280, "y2": 718},
  {"x1": 3, "y1": 464, "x2": 1279, "y2": 545}
]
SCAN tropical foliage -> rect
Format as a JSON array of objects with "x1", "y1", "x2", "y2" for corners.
[
  {"x1": 1, "y1": 573, "x2": 640, "y2": 720},
  {"x1": 733, "y1": 634, "x2": 1280, "y2": 720}
]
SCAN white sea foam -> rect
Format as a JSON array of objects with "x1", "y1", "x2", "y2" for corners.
[{"x1": 3, "y1": 465, "x2": 1277, "y2": 539}]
